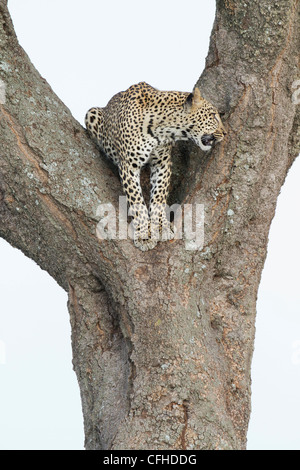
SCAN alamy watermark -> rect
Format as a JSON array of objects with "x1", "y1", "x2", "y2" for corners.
[{"x1": 96, "y1": 196, "x2": 204, "y2": 250}]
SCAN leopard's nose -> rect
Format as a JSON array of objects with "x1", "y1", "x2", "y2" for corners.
[{"x1": 201, "y1": 134, "x2": 215, "y2": 147}]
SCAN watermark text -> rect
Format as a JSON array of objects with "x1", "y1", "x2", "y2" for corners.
[{"x1": 96, "y1": 197, "x2": 204, "y2": 250}]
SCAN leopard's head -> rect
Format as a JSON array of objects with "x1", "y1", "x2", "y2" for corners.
[{"x1": 184, "y1": 88, "x2": 226, "y2": 151}]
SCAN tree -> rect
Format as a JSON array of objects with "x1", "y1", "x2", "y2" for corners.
[{"x1": 0, "y1": 0, "x2": 299, "y2": 450}]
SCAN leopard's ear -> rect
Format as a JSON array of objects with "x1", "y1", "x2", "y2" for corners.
[
  {"x1": 184, "y1": 92, "x2": 194, "y2": 111},
  {"x1": 184, "y1": 87, "x2": 205, "y2": 111},
  {"x1": 192, "y1": 87, "x2": 205, "y2": 107}
]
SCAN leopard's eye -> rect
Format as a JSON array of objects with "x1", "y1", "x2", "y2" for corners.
[{"x1": 211, "y1": 113, "x2": 219, "y2": 124}]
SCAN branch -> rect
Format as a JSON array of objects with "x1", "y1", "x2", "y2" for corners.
[{"x1": 0, "y1": 3, "x2": 127, "y2": 289}]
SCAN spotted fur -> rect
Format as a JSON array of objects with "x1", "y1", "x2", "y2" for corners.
[{"x1": 85, "y1": 82, "x2": 226, "y2": 251}]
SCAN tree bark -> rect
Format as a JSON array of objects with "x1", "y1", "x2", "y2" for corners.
[{"x1": 0, "y1": 0, "x2": 299, "y2": 450}]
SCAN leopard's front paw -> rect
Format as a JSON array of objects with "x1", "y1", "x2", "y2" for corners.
[
  {"x1": 132, "y1": 222, "x2": 157, "y2": 251},
  {"x1": 160, "y1": 219, "x2": 175, "y2": 242},
  {"x1": 150, "y1": 218, "x2": 175, "y2": 242},
  {"x1": 134, "y1": 236, "x2": 158, "y2": 251}
]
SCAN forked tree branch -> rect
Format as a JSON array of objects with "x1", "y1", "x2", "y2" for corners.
[{"x1": 0, "y1": 0, "x2": 299, "y2": 449}]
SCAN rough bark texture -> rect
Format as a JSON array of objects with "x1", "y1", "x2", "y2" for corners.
[{"x1": 0, "y1": 0, "x2": 299, "y2": 450}]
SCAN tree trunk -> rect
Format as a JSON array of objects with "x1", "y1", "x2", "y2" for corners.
[{"x1": 0, "y1": 0, "x2": 299, "y2": 450}]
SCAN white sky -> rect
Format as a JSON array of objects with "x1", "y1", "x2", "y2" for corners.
[{"x1": 0, "y1": 0, "x2": 299, "y2": 450}]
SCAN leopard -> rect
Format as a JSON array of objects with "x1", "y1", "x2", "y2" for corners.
[{"x1": 85, "y1": 82, "x2": 226, "y2": 251}]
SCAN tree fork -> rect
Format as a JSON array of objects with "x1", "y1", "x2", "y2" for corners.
[{"x1": 0, "y1": 0, "x2": 299, "y2": 449}]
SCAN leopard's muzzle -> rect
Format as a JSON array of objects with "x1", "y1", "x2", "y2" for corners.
[{"x1": 201, "y1": 134, "x2": 216, "y2": 148}]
